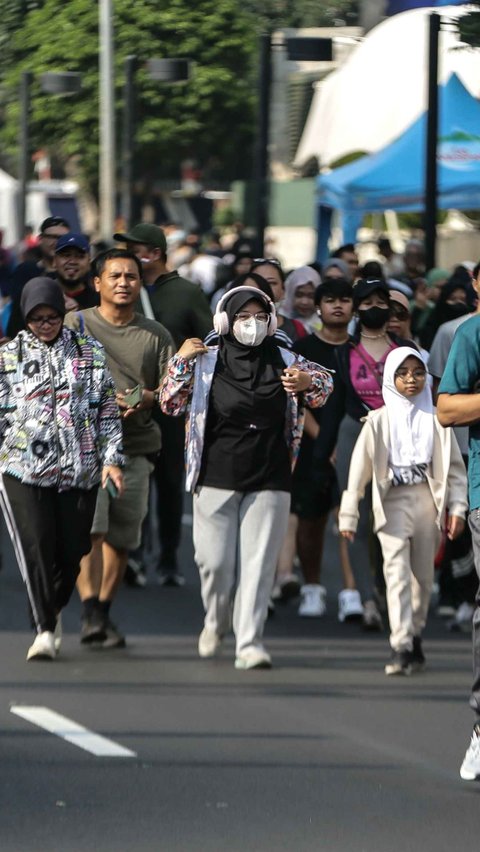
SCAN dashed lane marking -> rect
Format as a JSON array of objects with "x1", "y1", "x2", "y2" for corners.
[{"x1": 10, "y1": 705, "x2": 136, "y2": 757}]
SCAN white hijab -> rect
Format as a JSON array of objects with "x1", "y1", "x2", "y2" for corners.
[
  {"x1": 281, "y1": 265, "x2": 321, "y2": 325},
  {"x1": 382, "y1": 347, "x2": 434, "y2": 468}
]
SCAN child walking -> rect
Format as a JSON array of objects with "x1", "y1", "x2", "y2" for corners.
[{"x1": 339, "y1": 346, "x2": 468, "y2": 675}]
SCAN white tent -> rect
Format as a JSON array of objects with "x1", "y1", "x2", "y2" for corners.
[
  {"x1": 294, "y1": 5, "x2": 480, "y2": 169},
  {"x1": 0, "y1": 169, "x2": 19, "y2": 247}
]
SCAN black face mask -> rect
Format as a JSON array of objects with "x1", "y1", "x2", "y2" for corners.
[{"x1": 358, "y1": 305, "x2": 389, "y2": 330}]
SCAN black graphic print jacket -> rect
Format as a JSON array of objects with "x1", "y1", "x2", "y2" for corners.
[{"x1": 0, "y1": 327, "x2": 124, "y2": 491}]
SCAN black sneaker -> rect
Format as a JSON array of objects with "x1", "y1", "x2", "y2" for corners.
[
  {"x1": 124, "y1": 557, "x2": 147, "y2": 588},
  {"x1": 102, "y1": 618, "x2": 126, "y2": 649},
  {"x1": 409, "y1": 636, "x2": 426, "y2": 672},
  {"x1": 385, "y1": 649, "x2": 412, "y2": 676},
  {"x1": 80, "y1": 609, "x2": 107, "y2": 644}
]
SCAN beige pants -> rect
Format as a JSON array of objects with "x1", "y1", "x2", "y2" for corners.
[{"x1": 377, "y1": 482, "x2": 440, "y2": 652}]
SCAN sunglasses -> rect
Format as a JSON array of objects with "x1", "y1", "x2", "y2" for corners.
[{"x1": 252, "y1": 258, "x2": 282, "y2": 267}]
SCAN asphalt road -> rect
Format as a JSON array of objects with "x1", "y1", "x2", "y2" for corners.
[{"x1": 0, "y1": 512, "x2": 478, "y2": 852}]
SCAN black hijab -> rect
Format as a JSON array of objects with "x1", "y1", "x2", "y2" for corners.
[{"x1": 214, "y1": 288, "x2": 285, "y2": 428}]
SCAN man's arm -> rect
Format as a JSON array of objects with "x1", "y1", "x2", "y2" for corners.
[
  {"x1": 437, "y1": 393, "x2": 480, "y2": 427},
  {"x1": 437, "y1": 317, "x2": 480, "y2": 427}
]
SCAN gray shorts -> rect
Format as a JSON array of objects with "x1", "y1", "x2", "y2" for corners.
[{"x1": 91, "y1": 455, "x2": 153, "y2": 551}]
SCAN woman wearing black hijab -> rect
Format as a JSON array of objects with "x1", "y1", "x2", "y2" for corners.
[
  {"x1": 161, "y1": 285, "x2": 333, "y2": 669},
  {"x1": 0, "y1": 277, "x2": 124, "y2": 661}
]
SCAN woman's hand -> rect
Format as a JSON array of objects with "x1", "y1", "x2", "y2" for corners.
[
  {"x1": 101, "y1": 465, "x2": 125, "y2": 497},
  {"x1": 281, "y1": 368, "x2": 312, "y2": 394},
  {"x1": 177, "y1": 338, "x2": 208, "y2": 360},
  {"x1": 447, "y1": 514, "x2": 465, "y2": 541}
]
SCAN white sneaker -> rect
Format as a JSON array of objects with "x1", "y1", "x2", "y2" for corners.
[
  {"x1": 338, "y1": 589, "x2": 363, "y2": 622},
  {"x1": 198, "y1": 627, "x2": 223, "y2": 658},
  {"x1": 460, "y1": 725, "x2": 480, "y2": 780},
  {"x1": 54, "y1": 614, "x2": 62, "y2": 654},
  {"x1": 298, "y1": 585, "x2": 327, "y2": 617},
  {"x1": 26, "y1": 631, "x2": 56, "y2": 661},
  {"x1": 453, "y1": 602, "x2": 474, "y2": 632},
  {"x1": 235, "y1": 646, "x2": 272, "y2": 670}
]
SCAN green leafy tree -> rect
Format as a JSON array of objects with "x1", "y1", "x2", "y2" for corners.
[
  {"x1": 245, "y1": 0, "x2": 359, "y2": 30},
  {"x1": 0, "y1": 0, "x2": 258, "y2": 194}
]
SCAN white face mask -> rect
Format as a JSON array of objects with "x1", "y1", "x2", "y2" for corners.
[{"x1": 232, "y1": 317, "x2": 269, "y2": 347}]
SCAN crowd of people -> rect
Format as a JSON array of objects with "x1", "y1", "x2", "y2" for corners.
[{"x1": 1, "y1": 218, "x2": 480, "y2": 780}]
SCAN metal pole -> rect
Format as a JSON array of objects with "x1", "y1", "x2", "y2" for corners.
[
  {"x1": 121, "y1": 55, "x2": 136, "y2": 230},
  {"x1": 99, "y1": 0, "x2": 115, "y2": 241},
  {"x1": 18, "y1": 71, "x2": 32, "y2": 243},
  {"x1": 425, "y1": 13, "x2": 440, "y2": 271},
  {"x1": 253, "y1": 33, "x2": 272, "y2": 256}
]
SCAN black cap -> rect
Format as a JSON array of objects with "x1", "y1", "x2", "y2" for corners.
[
  {"x1": 352, "y1": 278, "x2": 390, "y2": 309},
  {"x1": 40, "y1": 216, "x2": 70, "y2": 233},
  {"x1": 21, "y1": 277, "x2": 66, "y2": 321}
]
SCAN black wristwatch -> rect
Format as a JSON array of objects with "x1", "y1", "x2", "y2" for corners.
[{"x1": 152, "y1": 390, "x2": 160, "y2": 406}]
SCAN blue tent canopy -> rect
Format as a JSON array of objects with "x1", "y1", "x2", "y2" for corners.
[{"x1": 316, "y1": 74, "x2": 480, "y2": 260}]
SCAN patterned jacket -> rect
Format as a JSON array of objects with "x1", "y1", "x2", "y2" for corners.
[
  {"x1": 0, "y1": 327, "x2": 124, "y2": 491},
  {"x1": 160, "y1": 346, "x2": 333, "y2": 492}
]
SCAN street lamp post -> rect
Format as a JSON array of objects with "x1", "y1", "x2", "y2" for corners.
[
  {"x1": 253, "y1": 34, "x2": 272, "y2": 258},
  {"x1": 99, "y1": 0, "x2": 115, "y2": 242},
  {"x1": 425, "y1": 13, "x2": 441, "y2": 271},
  {"x1": 120, "y1": 57, "x2": 190, "y2": 231},
  {"x1": 18, "y1": 71, "x2": 33, "y2": 244},
  {"x1": 253, "y1": 35, "x2": 333, "y2": 256},
  {"x1": 17, "y1": 70, "x2": 81, "y2": 242},
  {"x1": 121, "y1": 55, "x2": 137, "y2": 231}
]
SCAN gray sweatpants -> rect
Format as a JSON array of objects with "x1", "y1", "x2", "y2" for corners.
[{"x1": 193, "y1": 486, "x2": 291, "y2": 655}]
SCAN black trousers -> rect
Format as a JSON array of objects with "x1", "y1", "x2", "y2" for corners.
[
  {"x1": 1, "y1": 475, "x2": 98, "y2": 633},
  {"x1": 153, "y1": 412, "x2": 185, "y2": 567}
]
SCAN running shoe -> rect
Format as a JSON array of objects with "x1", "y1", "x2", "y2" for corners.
[
  {"x1": 460, "y1": 724, "x2": 480, "y2": 781},
  {"x1": 298, "y1": 584, "x2": 327, "y2": 617},
  {"x1": 338, "y1": 589, "x2": 363, "y2": 622},
  {"x1": 385, "y1": 649, "x2": 412, "y2": 676},
  {"x1": 198, "y1": 627, "x2": 223, "y2": 658},
  {"x1": 27, "y1": 631, "x2": 56, "y2": 661}
]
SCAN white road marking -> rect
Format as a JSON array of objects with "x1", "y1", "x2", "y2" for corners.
[{"x1": 10, "y1": 705, "x2": 136, "y2": 758}]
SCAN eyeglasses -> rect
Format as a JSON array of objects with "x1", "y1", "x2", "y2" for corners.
[
  {"x1": 235, "y1": 311, "x2": 269, "y2": 323},
  {"x1": 29, "y1": 314, "x2": 62, "y2": 327},
  {"x1": 394, "y1": 368, "x2": 427, "y2": 381}
]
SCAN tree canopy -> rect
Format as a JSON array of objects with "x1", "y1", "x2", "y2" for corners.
[
  {"x1": 0, "y1": 0, "x2": 258, "y2": 193},
  {"x1": 0, "y1": 0, "x2": 359, "y2": 196}
]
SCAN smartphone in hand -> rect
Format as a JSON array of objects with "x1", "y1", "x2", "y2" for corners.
[
  {"x1": 123, "y1": 384, "x2": 143, "y2": 408},
  {"x1": 105, "y1": 475, "x2": 119, "y2": 499}
]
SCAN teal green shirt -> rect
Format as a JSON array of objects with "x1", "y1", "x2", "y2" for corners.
[{"x1": 438, "y1": 314, "x2": 480, "y2": 509}]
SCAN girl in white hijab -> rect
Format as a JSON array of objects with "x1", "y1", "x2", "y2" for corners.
[
  {"x1": 339, "y1": 346, "x2": 468, "y2": 677},
  {"x1": 281, "y1": 266, "x2": 321, "y2": 333}
]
